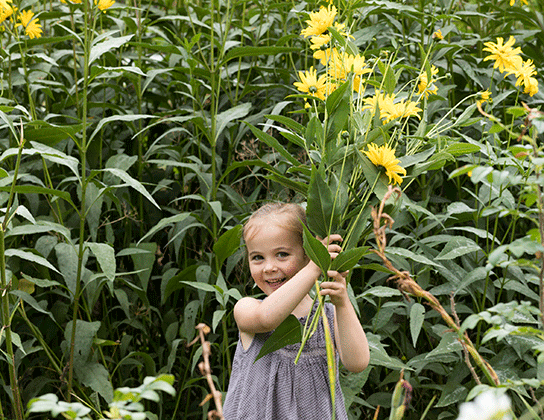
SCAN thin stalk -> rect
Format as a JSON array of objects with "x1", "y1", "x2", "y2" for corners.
[
  {"x1": 67, "y1": 0, "x2": 92, "y2": 401},
  {"x1": 134, "y1": 0, "x2": 145, "y2": 235},
  {"x1": 0, "y1": 128, "x2": 25, "y2": 420},
  {"x1": 0, "y1": 227, "x2": 24, "y2": 420}
]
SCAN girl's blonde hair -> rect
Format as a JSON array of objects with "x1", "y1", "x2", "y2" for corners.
[{"x1": 243, "y1": 203, "x2": 307, "y2": 244}]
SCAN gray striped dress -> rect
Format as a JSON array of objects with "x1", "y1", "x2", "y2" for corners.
[{"x1": 223, "y1": 302, "x2": 348, "y2": 420}]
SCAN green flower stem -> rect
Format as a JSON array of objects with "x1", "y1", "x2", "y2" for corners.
[
  {"x1": 0, "y1": 226, "x2": 24, "y2": 420},
  {"x1": 344, "y1": 172, "x2": 380, "y2": 248},
  {"x1": 0, "y1": 126, "x2": 26, "y2": 420},
  {"x1": 67, "y1": 0, "x2": 93, "y2": 401}
]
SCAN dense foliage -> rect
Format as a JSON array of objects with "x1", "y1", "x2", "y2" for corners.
[{"x1": 0, "y1": 0, "x2": 544, "y2": 419}]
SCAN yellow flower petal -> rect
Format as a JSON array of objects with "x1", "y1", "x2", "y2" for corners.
[{"x1": 363, "y1": 143, "x2": 406, "y2": 185}]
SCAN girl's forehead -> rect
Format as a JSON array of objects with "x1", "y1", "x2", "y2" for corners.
[{"x1": 245, "y1": 215, "x2": 297, "y2": 242}]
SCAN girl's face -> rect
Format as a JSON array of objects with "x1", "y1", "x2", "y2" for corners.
[{"x1": 245, "y1": 217, "x2": 308, "y2": 296}]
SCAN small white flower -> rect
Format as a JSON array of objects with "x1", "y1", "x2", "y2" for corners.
[{"x1": 457, "y1": 390, "x2": 512, "y2": 420}]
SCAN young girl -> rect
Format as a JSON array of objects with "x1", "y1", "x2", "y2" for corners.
[{"x1": 223, "y1": 203, "x2": 369, "y2": 420}]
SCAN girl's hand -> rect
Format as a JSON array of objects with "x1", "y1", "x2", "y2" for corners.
[
  {"x1": 320, "y1": 234, "x2": 343, "y2": 259},
  {"x1": 320, "y1": 270, "x2": 350, "y2": 307}
]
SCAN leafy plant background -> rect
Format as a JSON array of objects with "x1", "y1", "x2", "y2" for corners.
[{"x1": 0, "y1": 0, "x2": 543, "y2": 419}]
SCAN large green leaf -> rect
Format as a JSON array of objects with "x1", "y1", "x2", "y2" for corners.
[
  {"x1": 75, "y1": 362, "x2": 114, "y2": 404},
  {"x1": 245, "y1": 123, "x2": 300, "y2": 167},
  {"x1": 213, "y1": 225, "x2": 243, "y2": 269},
  {"x1": 330, "y1": 246, "x2": 370, "y2": 272},
  {"x1": 130, "y1": 242, "x2": 157, "y2": 292},
  {"x1": 410, "y1": 303, "x2": 425, "y2": 347},
  {"x1": 102, "y1": 168, "x2": 160, "y2": 209},
  {"x1": 5, "y1": 249, "x2": 60, "y2": 274},
  {"x1": 214, "y1": 103, "x2": 251, "y2": 143},
  {"x1": 221, "y1": 46, "x2": 300, "y2": 66},
  {"x1": 306, "y1": 167, "x2": 339, "y2": 239},
  {"x1": 435, "y1": 237, "x2": 481, "y2": 260},
  {"x1": 89, "y1": 34, "x2": 134, "y2": 64},
  {"x1": 0, "y1": 185, "x2": 75, "y2": 209},
  {"x1": 302, "y1": 223, "x2": 331, "y2": 275},
  {"x1": 86, "y1": 242, "x2": 116, "y2": 283},
  {"x1": 25, "y1": 122, "x2": 83, "y2": 147},
  {"x1": 138, "y1": 213, "x2": 191, "y2": 244},
  {"x1": 255, "y1": 315, "x2": 302, "y2": 362}
]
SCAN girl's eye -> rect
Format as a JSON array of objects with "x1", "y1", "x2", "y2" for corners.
[
  {"x1": 277, "y1": 252, "x2": 289, "y2": 258},
  {"x1": 251, "y1": 255, "x2": 264, "y2": 261}
]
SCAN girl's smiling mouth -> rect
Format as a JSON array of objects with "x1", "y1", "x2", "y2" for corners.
[{"x1": 266, "y1": 278, "x2": 287, "y2": 289}]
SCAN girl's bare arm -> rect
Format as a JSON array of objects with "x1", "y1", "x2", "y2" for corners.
[{"x1": 321, "y1": 271, "x2": 370, "y2": 373}]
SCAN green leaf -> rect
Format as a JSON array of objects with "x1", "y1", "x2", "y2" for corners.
[
  {"x1": 444, "y1": 142, "x2": 481, "y2": 156},
  {"x1": 0, "y1": 185, "x2": 75, "y2": 208},
  {"x1": 10, "y1": 290, "x2": 55, "y2": 321},
  {"x1": 90, "y1": 34, "x2": 134, "y2": 65},
  {"x1": 75, "y1": 362, "x2": 114, "y2": 403},
  {"x1": 215, "y1": 103, "x2": 251, "y2": 142},
  {"x1": 31, "y1": 142, "x2": 79, "y2": 178},
  {"x1": 244, "y1": 122, "x2": 300, "y2": 167},
  {"x1": 330, "y1": 246, "x2": 370, "y2": 272},
  {"x1": 212, "y1": 309, "x2": 226, "y2": 333},
  {"x1": 130, "y1": 242, "x2": 157, "y2": 292},
  {"x1": 221, "y1": 46, "x2": 300, "y2": 66},
  {"x1": 162, "y1": 265, "x2": 198, "y2": 304},
  {"x1": 138, "y1": 212, "x2": 191, "y2": 244},
  {"x1": 90, "y1": 114, "x2": 157, "y2": 142},
  {"x1": 180, "y1": 280, "x2": 220, "y2": 294},
  {"x1": 410, "y1": 303, "x2": 425, "y2": 347},
  {"x1": 5, "y1": 220, "x2": 71, "y2": 241},
  {"x1": 64, "y1": 320, "x2": 101, "y2": 364},
  {"x1": 86, "y1": 242, "x2": 116, "y2": 283},
  {"x1": 255, "y1": 315, "x2": 302, "y2": 362},
  {"x1": 102, "y1": 168, "x2": 160, "y2": 209},
  {"x1": 5, "y1": 249, "x2": 60, "y2": 273},
  {"x1": 25, "y1": 122, "x2": 83, "y2": 147},
  {"x1": 306, "y1": 167, "x2": 339, "y2": 238},
  {"x1": 386, "y1": 247, "x2": 441, "y2": 268},
  {"x1": 213, "y1": 225, "x2": 243, "y2": 268},
  {"x1": 302, "y1": 224, "x2": 331, "y2": 275},
  {"x1": 435, "y1": 237, "x2": 481, "y2": 260}
]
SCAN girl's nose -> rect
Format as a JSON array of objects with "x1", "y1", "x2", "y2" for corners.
[{"x1": 263, "y1": 261, "x2": 277, "y2": 272}]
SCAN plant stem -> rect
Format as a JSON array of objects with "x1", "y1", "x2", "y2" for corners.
[
  {"x1": 67, "y1": 0, "x2": 92, "y2": 401},
  {"x1": 0, "y1": 226, "x2": 24, "y2": 420}
]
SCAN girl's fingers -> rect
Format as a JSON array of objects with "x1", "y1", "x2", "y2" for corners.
[
  {"x1": 325, "y1": 270, "x2": 346, "y2": 281},
  {"x1": 321, "y1": 234, "x2": 343, "y2": 246}
]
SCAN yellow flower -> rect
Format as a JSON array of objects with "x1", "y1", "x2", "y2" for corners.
[
  {"x1": 0, "y1": 2, "x2": 14, "y2": 24},
  {"x1": 363, "y1": 92, "x2": 421, "y2": 123},
  {"x1": 16, "y1": 10, "x2": 42, "y2": 39},
  {"x1": 25, "y1": 18, "x2": 42, "y2": 38},
  {"x1": 60, "y1": 0, "x2": 83, "y2": 4},
  {"x1": 433, "y1": 29, "x2": 444, "y2": 40},
  {"x1": 363, "y1": 143, "x2": 407, "y2": 185},
  {"x1": 313, "y1": 47, "x2": 333, "y2": 66},
  {"x1": 386, "y1": 100, "x2": 422, "y2": 123},
  {"x1": 95, "y1": 0, "x2": 115, "y2": 12},
  {"x1": 0, "y1": 0, "x2": 11, "y2": 12},
  {"x1": 309, "y1": 34, "x2": 330, "y2": 50},
  {"x1": 328, "y1": 49, "x2": 371, "y2": 81},
  {"x1": 509, "y1": 0, "x2": 528, "y2": 5},
  {"x1": 300, "y1": 5, "x2": 337, "y2": 38},
  {"x1": 512, "y1": 59, "x2": 537, "y2": 94},
  {"x1": 417, "y1": 65, "x2": 439, "y2": 98},
  {"x1": 477, "y1": 89, "x2": 491, "y2": 106},
  {"x1": 483, "y1": 36, "x2": 523, "y2": 74},
  {"x1": 293, "y1": 67, "x2": 334, "y2": 101},
  {"x1": 524, "y1": 77, "x2": 539, "y2": 97}
]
